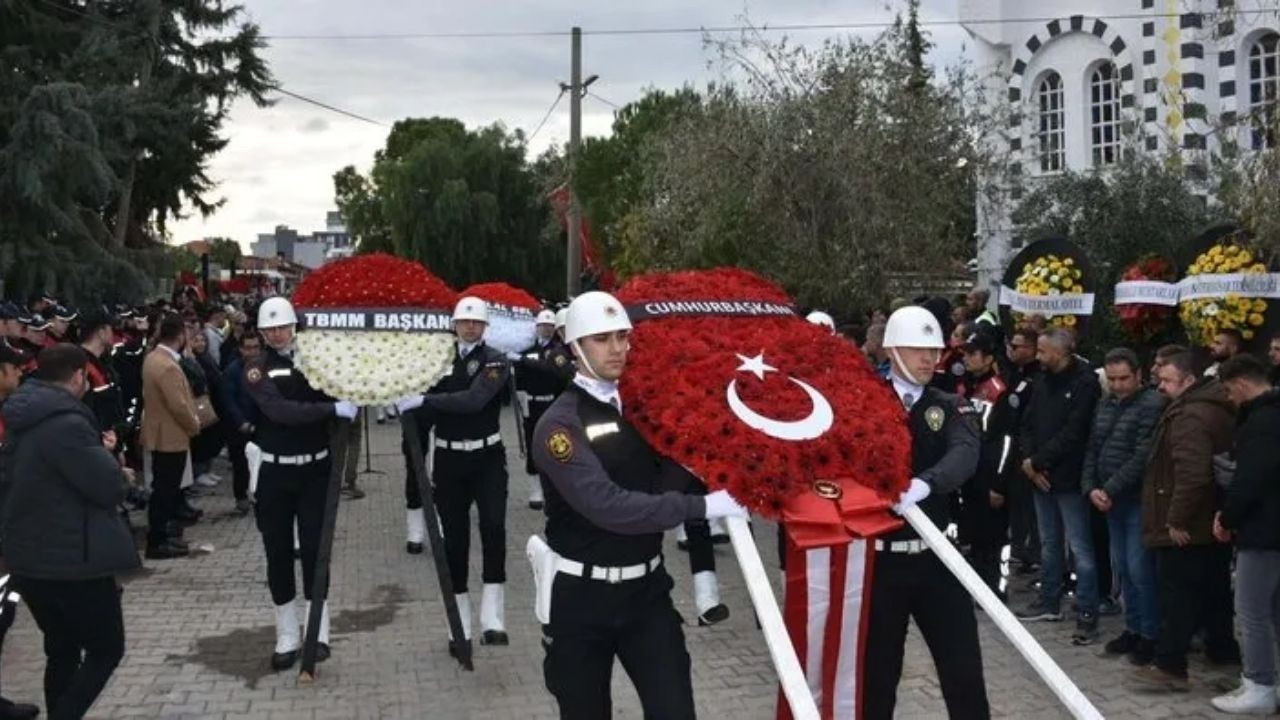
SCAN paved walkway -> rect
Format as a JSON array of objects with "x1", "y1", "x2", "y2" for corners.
[{"x1": 0, "y1": 411, "x2": 1250, "y2": 718}]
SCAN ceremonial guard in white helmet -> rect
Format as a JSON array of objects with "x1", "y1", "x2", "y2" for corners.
[
  {"x1": 862, "y1": 305, "x2": 989, "y2": 719},
  {"x1": 530, "y1": 291, "x2": 748, "y2": 719},
  {"x1": 244, "y1": 297, "x2": 359, "y2": 670},
  {"x1": 805, "y1": 309, "x2": 837, "y2": 334},
  {"x1": 396, "y1": 297, "x2": 513, "y2": 648},
  {"x1": 512, "y1": 309, "x2": 574, "y2": 510}
]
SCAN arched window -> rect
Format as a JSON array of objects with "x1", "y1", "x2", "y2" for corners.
[
  {"x1": 1249, "y1": 32, "x2": 1279, "y2": 149},
  {"x1": 1036, "y1": 72, "x2": 1065, "y2": 173},
  {"x1": 1090, "y1": 63, "x2": 1122, "y2": 166}
]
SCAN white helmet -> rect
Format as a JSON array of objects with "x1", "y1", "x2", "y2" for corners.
[
  {"x1": 565, "y1": 291, "x2": 632, "y2": 344},
  {"x1": 536, "y1": 309, "x2": 556, "y2": 325},
  {"x1": 805, "y1": 310, "x2": 836, "y2": 332},
  {"x1": 554, "y1": 308, "x2": 568, "y2": 330},
  {"x1": 257, "y1": 297, "x2": 298, "y2": 329},
  {"x1": 883, "y1": 306, "x2": 945, "y2": 349},
  {"x1": 452, "y1": 296, "x2": 489, "y2": 324}
]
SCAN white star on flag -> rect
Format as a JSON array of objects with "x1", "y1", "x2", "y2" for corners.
[{"x1": 735, "y1": 352, "x2": 778, "y2": 381}]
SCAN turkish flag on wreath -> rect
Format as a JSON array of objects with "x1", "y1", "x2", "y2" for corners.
[{"x1": 613, "y1": 268, "x2": 912, "y2": 719}]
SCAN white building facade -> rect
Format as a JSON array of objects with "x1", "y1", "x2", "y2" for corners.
[{"x1": 960, "y1": 0, "x2": 1279, "y2": 290}]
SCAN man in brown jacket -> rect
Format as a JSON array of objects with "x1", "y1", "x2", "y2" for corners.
[
  {"x1": 1133, "y1": 349, "x2": 1240, "y2": 692},
  {"x1": 140, "y1": 314, "x2": 201, "y2": 559}
]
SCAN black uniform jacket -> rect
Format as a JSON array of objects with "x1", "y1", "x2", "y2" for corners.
[{"x1": 532, "y1": 382, "x2": 705, "y2": 566}]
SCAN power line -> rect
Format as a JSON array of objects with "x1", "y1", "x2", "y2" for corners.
[
  {"x1": 261, "y1": 10, "x2": 1278, "y2": 41},
  {"x1": 272, "y1": 87, "x2": 389, "y2": 127},
  {"x1": 526, "y1": 89, "x2": 566, "y2": 144},
  {"x1": 27, "y1": 0, "x2": 390, "y2": 130},
  {"x1": 586, "y1": 91, "x2": 620, "y2": 110}
]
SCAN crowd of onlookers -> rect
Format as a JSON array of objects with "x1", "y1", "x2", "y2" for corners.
[
  {"x1": 848, "y1": 288, "x2": 1280, "y2": 715},
  {"x1": 0, "y1": 289, "x2": 334, "y2": 719}
]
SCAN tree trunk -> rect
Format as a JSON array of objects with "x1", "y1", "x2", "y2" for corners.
[{"x1": 111, "y1": 1, "x2": 161, "y2": 249}]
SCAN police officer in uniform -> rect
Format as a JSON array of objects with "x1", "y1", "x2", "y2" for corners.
[
  {"x1": 862, "y1": 305, "x2": 990, "y2": 720},
  {"x1": 244, "y1": 297, "x2": 359, "y2": 670},
  {"x1": 959, "y1": 328, "x2": 1011, "y2": 597},
  {"x1": 396, "y1": 296, "x2": 513, "y2": 647},
  {"x1": 513, "y1": 309, "x2": 573, "y2": 510},
  {"x1": 79, "y1": 309, "x2": 126, "y2": 440},
  {"x1": 531, "y1": 291, "x2": 748, "y2": 719}
]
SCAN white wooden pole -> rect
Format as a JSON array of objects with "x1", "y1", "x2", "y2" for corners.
[
  {"x1": 726, "y1": 517, "x2": 820, "y2": 720},
  {"x1": 902, "y1": 505, "x2": 1104, "y2": 720}
]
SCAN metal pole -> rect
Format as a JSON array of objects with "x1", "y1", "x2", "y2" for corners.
[{"x1": 565, "y1": 26, "x2": 582, "y2": 298}]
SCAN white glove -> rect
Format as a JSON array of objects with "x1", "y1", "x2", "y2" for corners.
[
  {"x1": 333, "y1": 400, "x2": 359, "y2": 420},
  {"x1": 395, "y1": 394, "x2": 424, "y2": 413},
  {"x1": 892, "y1": 478, "x2": 932, "y2": 515},
  {"x1": 704, "y1": 490, "x2": 749, "y2": 520}
]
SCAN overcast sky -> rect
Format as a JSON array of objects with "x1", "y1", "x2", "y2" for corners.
[{"x1": 169, "y1": 1, "x2": 969, "y2": 250}]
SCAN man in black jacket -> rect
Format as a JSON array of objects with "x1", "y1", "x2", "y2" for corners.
[
  {"x1": 1082, "y1": 348, "x2": 1166, "y2": 663},
  {"x1": 1015, "y1": 327, "x2": 1102, "y2": 644},
  {"x1": 2, "y1": 344, "x2": 140, "y2": 720},
  {"x1": 995, "y1": 328, "x2": 1041, "y2": 571},
  {"x1": 0, "y1": 343, "x2": 40, "y2": 720},
  {"x1": 1212, "y1": 355, "x2": 1280, "y2": 714}
]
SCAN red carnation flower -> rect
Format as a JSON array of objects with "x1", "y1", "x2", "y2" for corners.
[
  {"x1": 292, "y1": 253, "x2": 457, "y2": 310},
  {"x1": 615, "y1": 268, "x2": 911, "y2": 524},
  {"x1": 460, "y1": 282, "x2": 542, "y2": 312}
]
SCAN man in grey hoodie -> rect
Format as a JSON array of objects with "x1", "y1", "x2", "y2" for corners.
[{"x1": 1, "y1": 344, "x2": 139, "y2": 720}]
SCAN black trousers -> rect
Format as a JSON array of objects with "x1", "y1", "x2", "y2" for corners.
[
  {"x1": 0, "y1": 588, "x2": 17, "y2": 699},
  {"x1": 147, "y1": 450, "x2": 187, "y2": 547},
  {"x1": 428, "y1": 446, "x2": 507, "y2": 593},
  {"x1": 544, "y1": 570, "x2": 695, "y2": 720},
  {"x1": 254, "y1": 458, "x2": 330, "y2": 605},
  {"x1": 1006, "y1": 455, "x2": 1040, "y2": 564},
  {"x1": 522, "y1": 401, "x2": 553, "y2": 475},
  {"x1": 1154, "y1": 544, "x2": 1237, "y2": 675},
  {"x1": 863, "y1": 550, "x2": 990, "y2": 720},
  {"x1": 14, "y1": 576, "x2": 125, "y2": 720},
  {"x1": 684, "y1": 519, "x2": 715, "y2": 574},
  {"x1": 228, "y1": 432, "x2": 250, "y2": 502}
]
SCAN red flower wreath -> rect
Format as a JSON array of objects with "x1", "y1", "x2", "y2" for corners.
[
  {"x1": 292, "y1": 253, "x2": 458, "y2": 310},
  {"x1": 615, "y1": 268, "x2": 911, "y2": 537},
  {"x1": 460, "y1": 282, "x2": 542, "y2": 312},
  {"x1": 1117, "y1": 256, "x2": 1175, "y2": 341}
]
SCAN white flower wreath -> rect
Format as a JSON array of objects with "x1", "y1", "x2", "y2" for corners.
[{"x1": 296, "y1": 329, "x2": 456, "y2": 406}]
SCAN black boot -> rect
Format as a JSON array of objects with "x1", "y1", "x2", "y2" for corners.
[{"x1": 0, "y1": 697, "x2": 40, "y2": 720}]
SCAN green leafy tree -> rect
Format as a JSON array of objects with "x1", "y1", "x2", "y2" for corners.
[
  {"x1": 611, "y1": 16, "x2": 985, "y2": 312},
  {"x1": 333, "y1": 118, "x2": 564, "y2": 297},
  {"x1": 574, "y1": 88, "x2": 703, "y2": 261},
  {"x1": 204, "y1": 237, "x2": 242, "y2": 269},
  {"x1": 0, "y1": 0, "x2": 272, "y2": 301}
]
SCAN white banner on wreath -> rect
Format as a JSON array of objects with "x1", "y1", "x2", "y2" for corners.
[
  {"x1": 1114, "y1": 281, "x2": 1180, "y2": 306},
  {"x1": 999, "y1": 286, "x2": 1095, "y2": 316},
  {"x1": 1176, "y1": 273, "x2": 1280, "y2": 302}
]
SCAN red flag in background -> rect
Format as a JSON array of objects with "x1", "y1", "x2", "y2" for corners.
[{"x1": 547, "y1": 184, "x2": 616, "y2": 290}]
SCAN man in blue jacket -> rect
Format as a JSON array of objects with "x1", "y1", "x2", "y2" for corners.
[
  {"x1": 1082, "y1": 348, "x2": 1166, "y2": 664},
  {"x1": 2, "y1": 344, "x2": 140, "y2": 720}
]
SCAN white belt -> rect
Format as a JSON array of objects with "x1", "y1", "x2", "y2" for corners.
[
  {"x1": 434, "y1": 433, "x2": 502, "y2": 452},
  {"x1": 555, "y1": 555, "x2": 661, "y2": 584},
  {"x1": 530, "y1": 394, "x2": 555, "y2": 402},
  {"x1": 874, "y1": 539, "x2": 929, "y2": 555},
  {"x1": 260, "y1": 449, "x2": 329, "y2": 465}
]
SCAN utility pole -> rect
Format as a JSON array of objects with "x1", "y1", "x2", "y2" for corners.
[{"x1": 565, "y1": 26, "x2": 583, "y2": 298}]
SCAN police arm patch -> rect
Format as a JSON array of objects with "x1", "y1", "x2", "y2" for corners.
[
  {"x1": 546, "y1": 428, "x2": 574, "y2": 463},
  {"x1": 246, "y1": 367, "x2": 262, "y2": 384}
]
